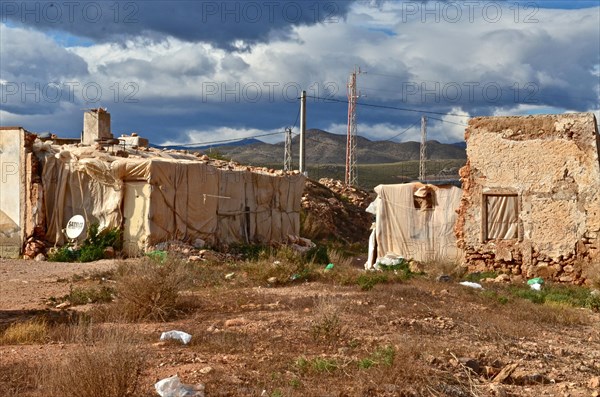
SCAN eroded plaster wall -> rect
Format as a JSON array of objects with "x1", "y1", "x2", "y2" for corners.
[
  {"x1": 0, "y1": 128, "x2": 25, "y2": 258},
  {"x1": 456, "y1": 113, "x2": 600, "y2": 283}
]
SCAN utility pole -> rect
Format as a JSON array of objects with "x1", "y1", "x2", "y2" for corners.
[
  {"x1": 419, "y1": 115, "x2": 427, "y2": 182},
  {"x1": 283, "y1": 127, "x2": 292, "y2": 171},
  {"x1": 345, "y1": 66, "x2": 361, "y2": 186},
  {"x1": 299, "y1": 90, "x2": 307, "y2": 175}
]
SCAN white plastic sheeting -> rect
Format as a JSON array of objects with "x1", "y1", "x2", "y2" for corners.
[{"x1": 365, "y1": 183, "x2": 463, "y2": 269}]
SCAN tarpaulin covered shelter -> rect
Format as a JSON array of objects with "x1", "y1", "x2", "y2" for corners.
[
  {"x1": 3, "y1": 137, "x2": 305, "y2": 258},
  {"x1": 365, "y1": 182, "x2": 462, "y2": 269}
]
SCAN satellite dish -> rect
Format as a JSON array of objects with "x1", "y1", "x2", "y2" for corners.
[{"x1": 65, "y1": 215, "x2": 85, "y2": 239}]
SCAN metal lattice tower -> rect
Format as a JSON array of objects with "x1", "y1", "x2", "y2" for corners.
[
  {"x1": 345, "y1": 66, "x2": 361, "y2": 186},
  {"x1": 419, "y1": 115, "x2": 427, "y2": 181},
  {"x1": 283, "y1": 127, "x2": 292, "y2": 171}
]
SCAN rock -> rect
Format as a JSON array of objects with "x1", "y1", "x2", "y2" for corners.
[
  {"x1": 193, "y1": 239, "x2": 206, "y2": 248},
  {"x1": 224, "y1": 318, "x2": 247, "y2": 327},
  {"x1": 103, "y1": 246, "x2": 115, "y2": 259},
  {"x1": 511, "y1": 369, "x2": 550, "y2": 385},
  {"x1": 56, "y1": 301, "x2": 71, "y2": 309},
  {"x1": 589, "y1": 376, "x2": 600, "y2": 389},
  {"x1": 494, "y1": 274, "x2": 510, "y2": 283},
  {"x1": 458, "y1": 357, "x2": 481, "y2": 374},
  {"x1": 199, "y1": 366, "x2": 213, "y2": 374},
  {"x1": 492, "y1": 363, "x2": 519, "y2": 384},
  {"x1": 267, "y1": 277, "x2": 278, "y2": 284},
  {"x1": 188, "y1": 255, "x2": 203, "y2": 262},
  {"x1": 437, "y1": 275, "x2": 452, "y2": 282},
  {"x1": 34, "y1": 253, "x2": 46, "y2": 262}
]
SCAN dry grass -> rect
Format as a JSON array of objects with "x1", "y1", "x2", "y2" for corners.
[
  {"x1": 310, "y1": 296, "x2": 345, "y2": 343},
  {"x1": 0, "y1": 361, "x2": 42, "y2": 397},
  {"x1": 43, "y1": 328, "x2": 145, "y2": 397},
  {"x1": 111, "y1": 257, "x2": 194, "y2": 321},
  {"x1": 0, "y1": 319, "x2": 48, "y2": 345}
]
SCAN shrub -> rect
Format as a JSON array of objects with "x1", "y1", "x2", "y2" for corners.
[
  {"x1": 48, "y1": 223, "x2": 122, "y2": 262},
  {"x1": 113, "y1": 257, "x2": 192, "y2": 321}
]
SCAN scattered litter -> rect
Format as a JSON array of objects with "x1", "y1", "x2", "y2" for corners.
[
  {"x1": 155, "y1": 375, "x2": 205, "y2": 397},
  {"x1": 267, "y1": 277, "x2": 278, "y2": 284},
  {"x1": 146, "y1": 250, "x2": 167, "y2": 263},
  {"x1": 527, "y1": 277, "x2": 544, "y2": 290},
  {"x1": 374, "y1": 255, "x2": 406, "y2": 271},
  {"x1": 290, "y1": 273, "x2": 301, "y2": 281},
  {"x1": 527, "y1": 277, "x2": 544, "y2": 285},
  {"x1": 325, "y1": 263, "x2": 334, "y2": 271},
  {"x1": 225, "y1": 272, "x2": 235, "y2": 280},
  {"x1": 530, "y1": 283, "x2": 542, "y2": 291},
  {"x1": 459, "y1": 281, "x2": 483, "y2": 289},
  {"x1": 160, "y1": 330, "x2": 192, "y2": 345},
  {"x1": 437, "y1": 275, "x2": 452, "y2": 283}
]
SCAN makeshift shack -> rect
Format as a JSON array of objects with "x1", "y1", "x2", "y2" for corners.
[
  {"x1": 0, "y1": 111, "x2": 305, "y2": 258},
  {"x1": 365, "y1": 182, "x2": 463, "y2": 269},
  {"x1": 456, "y1": 113, "x2": 600, "y2": 283}
]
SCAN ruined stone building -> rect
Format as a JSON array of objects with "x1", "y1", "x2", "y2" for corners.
[
  {"x1": 0, "y1": 110, "x2": 305, "y2": 259},
  {"x1": 456, "y1": 113, "x2": 600, "y2": 283}
]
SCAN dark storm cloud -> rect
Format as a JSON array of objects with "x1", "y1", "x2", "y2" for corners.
[{"x1": 0, "y1": 1, "x2": 356, "y2": 47}]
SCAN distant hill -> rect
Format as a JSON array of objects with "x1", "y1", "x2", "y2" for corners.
[
  {"x1": 154, "y1": 138, "x2": 262, "y2": 151},
  {"x1": 207, "y1": 129, "x2": 466, "y2": 166}
]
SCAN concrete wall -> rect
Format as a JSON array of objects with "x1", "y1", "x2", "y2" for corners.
[
  {"x1": 82, "y1": 108, "x2": 111, "y2": 145},
  {"x1": 456, "y1": 113, "x2": 600, "y2": 283},
  {"x1": 0, "y1": 127, "x2": 25, "y2": 258}
]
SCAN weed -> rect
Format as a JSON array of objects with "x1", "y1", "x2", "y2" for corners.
[
  {"x1": 312, "y1": 357, "x2": 338, "y2": 373},
  {"x1": 47, "y1": 245, "x2": 78, "y2": 262},
  {"x1": 463, "y1": 271, "x2": 498, "y2": 283},
  {"x1": 310, "y1": 297, "x2": 344, "y2": 343},
  {"x1": 48, "y1": 223, "x2": 121, "y2": 262},
  {"x1": 356, "y1": 273, "x2": 388, "y2": 291},
  {"x1": 305, "y1": 244, "x2": 330, "y2": 265},
  {"x1": 65, "y1": 285, "x2": 115, "y2": 306},
  {"x1": 0, "y1": 319, "x2": 48, "y2": 345},
  {"x1": 44, "y1": 329, "x2": 145, "y2": 397},
  {"x1": 112, "y1": 257, "x2": 193, "y2": 321},
  {"x1": 480, "y1": 290, "x2": 510, "y2": 305},
  {"x1": 294, "y1": 357, "x2": 309, "y2": 372}
]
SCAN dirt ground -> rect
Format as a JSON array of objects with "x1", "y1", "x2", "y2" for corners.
[{"x1": 1, "y1": 257, "x2": 600, "y2": 397}]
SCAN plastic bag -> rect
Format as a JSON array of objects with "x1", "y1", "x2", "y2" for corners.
[
  {"x1": 459, "y1": 281, "x2": 483, "y2": 289},
  {"x1": 160, "y1": 330, "x2": 192, "y2": 345},
  {"x1": 155, "y1": 375, "x2": 205, "y2": 397}
]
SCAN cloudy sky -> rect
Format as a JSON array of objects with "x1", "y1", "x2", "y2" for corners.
[{"x1": 1, "y1": 0, "x2": 599, "y2": 146}]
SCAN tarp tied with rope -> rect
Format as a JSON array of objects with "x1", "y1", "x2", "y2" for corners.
[{"x1": 35, "y1": 141, "x2": 305, "y2": 252}]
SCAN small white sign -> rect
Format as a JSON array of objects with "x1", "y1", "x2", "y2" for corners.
[{"x1": 65, "y1": 215, "x2": 85, "y2": 239}]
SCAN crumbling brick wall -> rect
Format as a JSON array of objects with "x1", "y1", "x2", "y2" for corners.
[{"x1": 455, "y1": 113, "x2": 600, "y2": 284}]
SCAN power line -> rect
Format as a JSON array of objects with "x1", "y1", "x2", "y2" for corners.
[
  {"x1": 305, "y1": 95, "x2": 469, "y2": 118},
  {"x1": 382, "y1": 121, "x2": 421, "y2": 142},
  {"x1": 164, "y1": 131, "x2": 284, "y2": 148}
]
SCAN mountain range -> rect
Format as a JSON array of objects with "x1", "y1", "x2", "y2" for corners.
[{"x1": 201, "y1": 129, "x2": 467, "y2": 166}]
